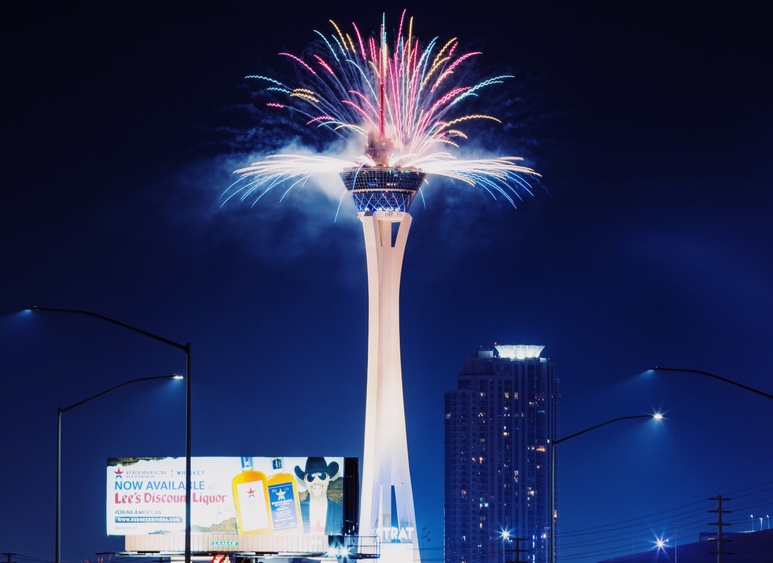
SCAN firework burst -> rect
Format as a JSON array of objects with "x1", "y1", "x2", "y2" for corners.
[{"x1": 226, "y1": 10, "x2": 539, "y2": 207}]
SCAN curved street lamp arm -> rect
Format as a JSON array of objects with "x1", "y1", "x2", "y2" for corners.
[
  {"x1": 59, "y1": 374, "x2": 181, "y2": 414},
  {"x1": 57, "y1": 373, "x2": 182, "y2": 563},
  {"x1": 652, "y1": 366, "x2": 773, "y2": 401},
  {"x1": 31, "y1": 306, "x2": 188, "y2": 352},
  {"x1": 553, "y1": 414, "x2": 654, "y2": 446}
]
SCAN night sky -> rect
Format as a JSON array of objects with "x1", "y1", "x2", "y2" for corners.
[{"x1": 2, "y1": 2, "x2": 772, "y2": 563}]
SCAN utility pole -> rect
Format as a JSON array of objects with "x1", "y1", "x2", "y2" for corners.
[
  {"x1": 506, "y1": 537, "x2": 530, "y2": 563},
  {"x1": 1, "y1": 553, "x2": 17, "y2": 563},
  {"x1": 708, "y1": 495, "x2": 733, "y2": 563}
]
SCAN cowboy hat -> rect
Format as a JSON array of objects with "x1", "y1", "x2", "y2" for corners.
[{"x1": 294, "y1": 457, "x2": 339, "y2": 480}]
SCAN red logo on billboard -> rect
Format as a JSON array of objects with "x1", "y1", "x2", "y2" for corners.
[{"x1": 211, "y1": 555, "x2": 231, "y2": 563}]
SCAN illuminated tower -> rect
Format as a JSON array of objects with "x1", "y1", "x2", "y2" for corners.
[
  {"x1": 227, "y1": 13, "x2": 541, "y2": 563},
  {"x1": 340, "y1": 133, "x2": 425, "y2": 563}
]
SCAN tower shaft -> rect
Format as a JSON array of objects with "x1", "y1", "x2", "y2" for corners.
[
  {"x1": 359, "y1": 211, "x2": 419, "y2": 563},
  {"x1": 340, "y1": 164, "x2": 424, "y2": 563}
]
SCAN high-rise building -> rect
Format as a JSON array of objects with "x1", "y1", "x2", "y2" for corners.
[{"x1": 444, "y1": 345, "x2": 558, "y2": 563}]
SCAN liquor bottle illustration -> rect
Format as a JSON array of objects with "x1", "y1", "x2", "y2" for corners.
[
  {"x1": 266, "y1": 457, "x2": 303, "y2": 533},
  {"x1": 231, "y1": 456, "x2": 271, "y2": 534}
]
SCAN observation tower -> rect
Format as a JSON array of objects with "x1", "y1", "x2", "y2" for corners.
[{"x1": 340, "y1": 132, "x2": 424, "y2": 563}]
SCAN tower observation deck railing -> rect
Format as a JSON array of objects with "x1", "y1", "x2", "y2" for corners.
[{"x1": 341, "y1": 166, "x2": 425, "y2": 213}]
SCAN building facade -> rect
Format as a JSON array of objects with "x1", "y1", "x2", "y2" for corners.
[{"x1": 444, "y1": 345, "x2": 558, "y2": 563}]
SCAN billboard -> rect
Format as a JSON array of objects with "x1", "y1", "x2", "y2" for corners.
[{"x1": 107, "y1": 456, "x2": 353, "y2": 539}]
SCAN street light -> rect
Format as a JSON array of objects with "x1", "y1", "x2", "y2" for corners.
[
  {"x1": 649, "y1": 367, "x2": 773, "y2": 401},
  {"x1": 57, "y1": 374, "x2": 183, "y2": 563},
  {"x1": 549, "y1": 413, "x2": 663, "y2": 563},
  {"x1": 31, "y1": 306, "x2": 192, "y2": 563},
  {"x1": 650, "y1": 366, "x2": 772, "y2": 563}
]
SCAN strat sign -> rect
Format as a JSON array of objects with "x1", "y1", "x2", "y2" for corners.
[
  {"x1": 374, "y1": 525, "x2": 415, "y2": 542},
  {"x1": 107, "y1": 456, "x2": 346, "y2": 536}
]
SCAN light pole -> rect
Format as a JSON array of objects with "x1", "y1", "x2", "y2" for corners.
[
  {"x1": 650, "y1": 367, "x2": 773, "y2": 401},
  {"x1": 549, "y1": 413, "x2": 663, "y2": 563},
  {"x1": 500, "y1": 529, "x2": 511, "y2": 563},
  {"x1": 57, "y1": 374, "x2": 183, "y2": 563},
  {"x1": 31, "y1": 306, "x2": 192, "y2": 563},
  {"x1": 674, "y1": 525, "x2": 678, "y2": 563}
]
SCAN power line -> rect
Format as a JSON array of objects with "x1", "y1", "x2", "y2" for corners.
[{"x1": 555, "y1": 480, "x2": 773, "y2": 561}]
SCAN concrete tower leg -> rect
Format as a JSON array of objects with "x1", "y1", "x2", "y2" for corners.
[{"x1": 358, "y1": 210, "x2": 419, "y2": 563}]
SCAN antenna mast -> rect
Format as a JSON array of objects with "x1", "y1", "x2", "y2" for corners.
[{"x1": 379, "y1": 21, "x2": 386, "y2": 136}]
